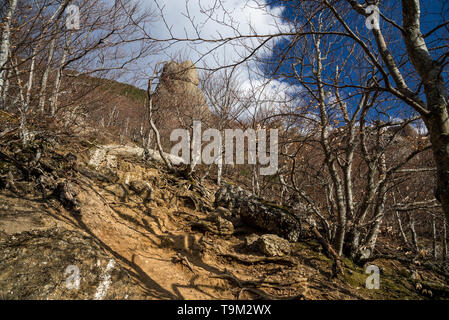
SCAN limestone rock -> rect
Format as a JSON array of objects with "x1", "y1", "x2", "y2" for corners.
[
  {"x1": 151, "y1": 61, "x2": 211, "y2": 140},
  {"x1": 245, "y1": 233, "x2": 260, "y2": 251},
  {"x1": 206, "y1": 212, "x2": 234, "y2": 235},
  {"x1": 160, "y1": 60, "x2": 199, "y2": 85},
  {"x1": 129, "y1": 180, "x2": 152, "y2": 199},
  {"x1": 214, "y1": 183, "x2": 301, "y2": 242},
  {"x1": 214, "y1": 183, "x2": 252, "y2": 210},
  {"x1": 192, "y1": 212, "x2": 234, "y2": 236},
  {"x1": 216, "y1": 206, "x2": 233, "y2": 221},
  {"x1": 53, "y1": 180, "x2": 81, "y2": 214},
  {"x1": 152, "y1": 61, "x2": 208, "y2": 110},
  {"x1": 88, "y1": 145, "x2": 185, "y2": 169},
  {"x1": 257, "y1": 234, "x2": 291, "y2": 257},
  {"x1": 289, "y1": 198, "x2": 317, "y2": 233},
  {"x1": 0, "y1": 228, "x2": 146, "y2": 299}
]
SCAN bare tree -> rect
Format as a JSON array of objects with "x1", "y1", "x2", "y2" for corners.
[
  {"x1": 145, "y1": 0, "x2": 447, "y2": 258},
  {"x1": 201, "y1": 69, "x2": 248, "y2": 184},
  {"x1": 2, "y1": 0, "x2": 157, "y2": 142}
]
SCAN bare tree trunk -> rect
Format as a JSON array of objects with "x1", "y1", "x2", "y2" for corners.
[
  {"x1": 279, "y1": 174, "x2": 288, "y2": 205},
  {"x1": 0, "y1": 0, "x2": 18, "y2": 109},
  {"x1": 401, "y1": 0, "x2": 449, "y2": 222},
  {"x1": 2, "y1": 68, "x2": 12, "y2": 110},
  {"x1": 124, "y1": 117, "x2": 130, "y2": 136},
  {"x1": 188, "y1": 121, "x2": 201, "y2": 174},
  {"x1": 351, "y1": 160, "x2": 376, "y2": 255},
  {"x1": 10, "y1": 55, "x2": 30, "y2": 145},
  {"x1": 408, "y1": 212, "x2": 419, "y2": 253},
  {"x1": 252, "y1": 164, "x2": 260, "y2": 196},
  {"x1": 311, "y1": 227, "x2": 344, "y2": 277},
  {"x1": 25, "y1": 0, "x2": 69, "y2": 113},
  {"x1": 364, "y1": 138, "x2": 388, "y2": 255},
  {"x1": 140, "y1": 123, "x2": 149, "y2": 159},
  {"x1": 25, "y1": 54, "x2": 36, "y2": 106},
  {"x1": 217, "y1": 142, "x2": 223, "y2": 185},
  {"x1": 442, "y1": 217, "x2": 447, "y2": 263},
  {"x1": 147, "y1": 78, "x2": 173, "y2": 171},
  {"x1": 38, "y1": 37, "x2": 57, "y2": 113},
  {"x1": 50, "y1": 33, "x2": 72, "y2": 116},
  {"x1": 432, "y1": 215, "x2": 437, "y2": 261},
  {"x1": 395, "y1": 210, "x2": 410, "y2": 247},
  {"x1": 314, "y1": 35, "x2": 346, "y2": 256}
]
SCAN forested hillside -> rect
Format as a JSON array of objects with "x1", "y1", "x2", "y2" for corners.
[{"x1": 0, "y1": 0, "x2": 448, "y2": 301}]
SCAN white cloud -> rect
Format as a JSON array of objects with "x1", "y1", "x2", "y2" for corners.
[
  {"x1": 148, "y1": 0, "x2": 288, "y2": 69},
  {"x1": 152, "y1": 0, "x2": 284, "y2": 39},
  {"x1": 139, "y1": 0, "x2": 302, "y2": 116}
]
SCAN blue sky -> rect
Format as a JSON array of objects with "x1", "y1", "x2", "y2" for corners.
[
  {"x1": 255, "y1": 0, "x2": 448, "y2": 124},
  {"x1": 111, "y1": 0, "x2": 447, "y2": 126}
]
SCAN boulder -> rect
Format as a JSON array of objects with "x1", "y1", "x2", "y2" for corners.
[
  {"x1": 214, "y1": 183, "x2": 253, "y2": 210},
  {"x1": 53, "y1": 180, "x2": 81, "y2": 214},
  {"x1": 216, "y1": 206, "x2": 233, "y2": 221},
  {"x1": 214, "y1": 183, "x2": 301, "y2": 242},
  {"x1": 0, "y1": 228, "x2": 146, "y2": 299},
  {"x1": 240, "y1": 201, "x2": 301, "y2": 242},
  {"x1": 207, "y1": 212, "x2": 234, "y2": 235},
  {"x1": 257, "y1": 234, "x2": 292, "y2": 257}
]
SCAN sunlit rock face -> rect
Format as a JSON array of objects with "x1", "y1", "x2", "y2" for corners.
[{"x1": 151, "y1": 60, "x2": 211, "y2": 146}]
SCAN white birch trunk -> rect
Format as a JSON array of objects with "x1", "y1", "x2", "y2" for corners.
[
  {"x1": 38, "y1": 37, "x2": 57, "y2": 113},
  {"x1": 0, "y1": 0, "x2": 18, "y2": 108},
  {"x1": 50, "y1": 33, "x2": 72, "y2": 116}
]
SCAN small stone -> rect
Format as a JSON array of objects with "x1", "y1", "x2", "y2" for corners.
[
  {"x1": 206, "y1": 213, "x2": 234, "y2": 235},
  {"x1": 129, "y1": 180, "x2": 152, "y2": 199},
  {"x1": 216, "y1": 206, "x2": 232, "y2": 220},
  {"x1": 257, "y1": 234, "x2": 291, "y2": 257},
  {"x1": 245, "y1": 234, "x2": 260, "y2": 250}
]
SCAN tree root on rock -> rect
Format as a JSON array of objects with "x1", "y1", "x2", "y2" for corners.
[
  {"x1": 310, "y1": 227, "x2": 344, "y2": 277},
  {"x1": 211, "y1": 269, "x2": 307, "y2": 300},
  {"x1": 218, "y1": 252, "x2": 297, "y2": 266}
]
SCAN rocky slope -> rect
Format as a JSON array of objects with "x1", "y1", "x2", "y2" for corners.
[{"x1": 0, "y1": 136, "x2": 448, "y2": 300}]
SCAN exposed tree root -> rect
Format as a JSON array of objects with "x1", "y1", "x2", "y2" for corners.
[
  {"x1": 211, "y1": 269, "x2": 306, "y2": 300},
  {"x1": 218, "y1": 252, "x2": 297, "y2": 266},
  {"x1": 311, "y1": 227, "x2": 345, "y2": 277}
]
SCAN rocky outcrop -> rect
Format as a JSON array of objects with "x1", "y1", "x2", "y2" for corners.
[
  {"x1": 152, "y1": 61, "x2": 208, "y2": 112},
  {"x1": 214, "y1": 183, "x2": 253, "y2": 210},
  {"x1": 159, "y1": 60, "x2": 200, "y2": 85},
  {"x1": 245, "y1": 234, "x2": 260, "y2": 250},
  {"x1": 387, "y1": 123, "x2": 419, "y2": 138},
  {"x1": 151, "y1": 61, "x2": 211, "y2": 139},
  {"x1": 0, "y1": 228, "x2": 146, "y2": 299},
  {"x1": 88, "y1": 144, "x2": 186, "y2": 170},
  {"x1": 214, "y1": 183, "x2": 301, "y2": 242},
  {"x1": 53, "y1": 180, "x2": 81, "y2": 214}
]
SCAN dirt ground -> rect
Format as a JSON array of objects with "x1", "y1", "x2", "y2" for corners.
[{"x1": 0, "y1": 145, "x2": 448, "y2": 300}]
